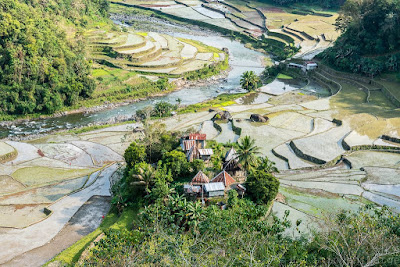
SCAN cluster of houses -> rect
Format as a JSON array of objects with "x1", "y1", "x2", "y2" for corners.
[{"x1": 181, "y1": 133, "x2": 246, "y2": 199}]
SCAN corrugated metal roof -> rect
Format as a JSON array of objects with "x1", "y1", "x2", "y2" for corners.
[
  {"x1": 189, "y1": 133, "x2": 207, "y2": 140},
  {"x1": 181, "y1": 140, "x2": 196, "y2": 151},
  {"x1": 204, "y1": 182, "x2": 225, "y2": 192},
  {"x1": 199, "y1": 149, "x2": 213, "y2": 156},
  {"x1": 225, "y1": 147, "x2": 237, "y2": 162}
]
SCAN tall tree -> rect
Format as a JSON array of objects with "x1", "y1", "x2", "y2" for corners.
[
  {"x1": 236, "y1": 136, "x2": 261, "y2": 171},
  {"x1": 240, "y1": 71, "x2": 260, "y2": 91}
]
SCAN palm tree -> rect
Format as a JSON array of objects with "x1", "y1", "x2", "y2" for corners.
[
  {"x1": 236, "y1": 136, "x2": 260, "y2": 172},
  {"x1": 257, "y1": 156, "x2": 278, "y2": 174},
  {"x1": 132, "y1": 163, "x2": 156, "y2": 194},
  {"x1": 240, "y1": 71, "x2": 260, "y2": 91}
]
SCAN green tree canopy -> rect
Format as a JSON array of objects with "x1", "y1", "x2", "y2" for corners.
[
  {"x1": 246, "y1": 169, "x2": 280, "y2": 205},
  {"x1": 240, "y1": 71, "x2": 261, "y2": 91},
  {"x1": 124, "y1": 142, "x2": 146, "y2": 169},
  {"x1": 0, "y1": 0, "x2": 108, "y2": 116},
  {"x1": 322, "y1": 0, "x2": 400, "y2": 76}
]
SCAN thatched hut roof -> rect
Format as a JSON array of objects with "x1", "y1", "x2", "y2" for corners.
[{"x1": 191, "y1": 171, "x2": 210, "y2": 184}]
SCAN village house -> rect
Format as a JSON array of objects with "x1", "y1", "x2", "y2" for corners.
[
  {"x1": 203, "y1": 182, "x2": 225, "y2": 197},
  {"x1": 181, "y1": 133, "x2": 213, "y2": 162},
  {"x1": 210, "y1": 170, "x2": 236, "y2": 188},
  {"x1": 287, "y1": 61, "x2": 318, "y2": 72},
  {"x1": 191, "y1": 170, "x2": 210, "y2": 185},
  {"x1": 222, "y1": 147, "x2": 245, "y2": 178},
  {"x1": 305, "y1": 61, "x2": 318, "y2": 70},
  {"x1": 184, "y1": 170, "x2": 238, "y2": 198}
]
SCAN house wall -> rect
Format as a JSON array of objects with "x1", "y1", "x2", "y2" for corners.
[{"x1": 208, "y1": 191, "x2": 224, "y2": 197}]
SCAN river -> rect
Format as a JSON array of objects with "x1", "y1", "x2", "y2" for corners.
[{"x1": 0, "y1": 30, "x2": 326, "y2": 138}]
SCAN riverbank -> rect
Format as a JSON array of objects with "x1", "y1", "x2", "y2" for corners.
[{"x1": 0, "y1": 68, "x2": 229, "y2": 128}]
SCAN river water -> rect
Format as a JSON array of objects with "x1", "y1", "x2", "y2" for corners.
[
  {"x1": 0, "y1": 34, "x2": 267, "y2": 138},
  {"x1": 0, "y1": 32, "x2": 326, "y2": 138}
]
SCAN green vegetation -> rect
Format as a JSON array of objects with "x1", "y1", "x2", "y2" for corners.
[
  {"x1": 49, "y1": 208, "x2": 138, "y2": 265},
  {"x1": 177, "y1": 93, "x2": 247, "y2": 114},
  {"x1": 277, "y1": 73, "x2": 293, "y2": 79},
  {"x1": 264, "y1": 0, "x2": 345, "y2": 9},
  {"x1": 236, "y1": 136, "x2": 261, "y2": 171},
  {"x1": 240, "y1": 71, "x2": 261, "y2": 91},
  {"x1": 12, "y1": 167, "x2": 96, "y2": 186},
  {"x1": 0, "y1": 0, "x2": 108, "y2": 117},
  {"x1": 322, "y1": 0, "x2": 400, "y2": 77}
]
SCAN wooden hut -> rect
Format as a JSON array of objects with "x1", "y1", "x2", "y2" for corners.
[{"x1": 191, "y1": 171, "x2": 210, "y2": 185}]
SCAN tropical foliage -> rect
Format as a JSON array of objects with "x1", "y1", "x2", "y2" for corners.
[
  {"x1": 0, "y1": 0, "x2": 108, "y2": 116},
  {"x1": 240, "y1": 71, "x2": 261, "y2": 91},
  {"x1": 322, "y1": 0, "x2": 400, "y2": 77},
  {"x1": 267, "y1": 0, "x2": 345, "y2": 8},
  {"x1": 236, "y1": 136, "x2": 261, "y2": 171}
]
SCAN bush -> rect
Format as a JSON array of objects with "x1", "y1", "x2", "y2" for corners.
[
  {"x1": 246, "y1": 169, "x2": 279, "y2": 205},
  {"x1": 124, "y1": 142, "x2": 146, "y2": 169}
]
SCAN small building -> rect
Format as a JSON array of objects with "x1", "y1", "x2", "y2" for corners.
[
  {"x1": 236, "y1": 184, "x2": 246, "y2": 198},
  {"x1": 203, "y1": 182, "x2": 225, "y2": 197},
  {"x1": 181, "y1": 140, "x2": 197, "y2": 152},
  {"x1": 184, "y1": 184, "x2": 202, "y2": 195},
  {"x1": 225, "y1": 147, "x2": 237, "y2": 162},
  {"x1": 288, "y1": 63, "x2": 304, "y2": 69},
  {"x1": 181, "y1": 133, "x2": 213, "y2": 162},
  {"x1": 191, "y1": 171, "x2": 210, "y2": 185},
  {"x1": 181, "y1": 133, "x2": 207, "y2": 151},
  {"x1": 223, "y1": 159, "x2": 244, "y2": 177},
  {"x1": 211, "y1": 170, "x2": 236, "y2": 188},
  {"x1": 305, "y1": 61, "x2": 318, "y2": 70},
  {"x1": 198, "y1": 148, "x2": 213, "y2": 161}
]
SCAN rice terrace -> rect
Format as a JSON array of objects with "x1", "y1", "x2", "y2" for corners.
[{"x1": 1, "y1": 0, "x2": 400, "y2": 266}]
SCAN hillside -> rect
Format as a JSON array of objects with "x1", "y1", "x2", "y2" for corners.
[
  {"x1": 321, "y1": 0, "x2": 400, "y2": 77},
  {"x1": 0, "y1": 0, "x2": 109, "y2": 117}
]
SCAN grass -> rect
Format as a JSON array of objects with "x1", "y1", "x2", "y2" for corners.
[
  {"x1": 177, "y1": 37, "x2": 223, "y2": 53},
  {"x1": 277, "y1": 73, "x2": 293, "y2": 80},
  {"x1": 178, "y1": 93, "x2": 247, "y2": 114},
  {"x1": 49, "y1": 208, "x2": 138, "y2": 265},
  {"x1": 67, "y1": 120, "x2": 136, "y2": 135},
  {"x1": 12, "y1": 167, "x2": 97, "y2": 187}
]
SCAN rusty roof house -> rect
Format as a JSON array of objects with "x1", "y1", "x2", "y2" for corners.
[{"x1": 181, "y1": 133, "x2": 213, "y2": 162}]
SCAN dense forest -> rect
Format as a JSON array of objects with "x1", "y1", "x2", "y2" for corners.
[
  {"x1": 321, "y1": 0, "x2": 400, "y2": 76},
  {"x1": 0, "y1": 0, "x2": 108, "y2": 116},
  {"x1": 260, "y1": 0, "x2": 346, "y2": 9}
]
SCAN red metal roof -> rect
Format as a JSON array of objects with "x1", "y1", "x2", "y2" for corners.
[
  {"x1": 211, "y1": 171, "x2": 236, "y2": 188},
  {"x1": 188, "y1": 133, "x2": 207, "y2": 140}
]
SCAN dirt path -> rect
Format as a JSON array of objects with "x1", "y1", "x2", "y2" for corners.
[{"x1": 1, "y1": 196, "x2": 111, "y2": 267}]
